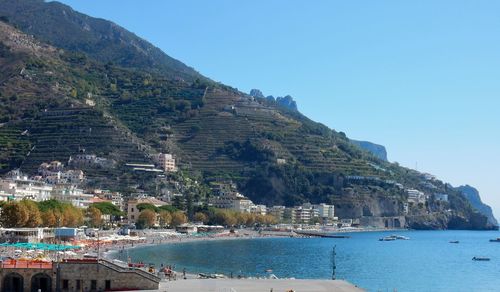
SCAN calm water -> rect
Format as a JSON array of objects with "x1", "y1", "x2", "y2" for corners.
[{"x1": 115, "y1": 230, "x2": 500, "y2": 291}]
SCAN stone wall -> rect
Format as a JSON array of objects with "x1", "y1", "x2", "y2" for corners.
[
  {"x1": 359, "y1": 216, "x2": 406, "y2": 229},
  {"x1": 0, "y1": 260, "x2": 160, "y2": 292},
  {"x1": 0, "y1": 267, "x2": 53, "y2": 292},
  {"x1": 58, "y1": 261, "x2": 160, "y2": 291}
]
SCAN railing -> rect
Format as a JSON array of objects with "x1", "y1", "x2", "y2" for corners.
[
  {"x1": 1, "y1": 260, "x2": 52, "y2": 269},
  {"x1": 98, "y1": 259, "x2": 161, "y2": 283}
]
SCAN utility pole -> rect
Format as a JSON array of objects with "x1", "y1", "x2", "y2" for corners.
[{"x1": 332, "y1": 245, "x2": 337, "y2": 280}]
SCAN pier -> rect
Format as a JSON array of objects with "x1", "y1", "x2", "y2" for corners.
[{"x1": 294, "y1": 230, "x2": 351, "y2": 238}]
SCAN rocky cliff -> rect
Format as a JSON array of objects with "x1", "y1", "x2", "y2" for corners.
[
  {"x1": 350, "y1": 140, "x2": 388, "y2": 161},
  {"x1": 457, "y1": 185, "x2": 498, "y2": 226}
]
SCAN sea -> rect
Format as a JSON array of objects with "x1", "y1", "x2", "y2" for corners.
[{"x1": 113, "y1": 230, "x2": 500, "y2": 292}]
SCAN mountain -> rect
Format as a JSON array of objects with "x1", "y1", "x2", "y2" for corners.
[
  {"x1": 0, "y1": 1, "x2": 494, "y2": 230},
  {"x1": 350, "y1": 140, "x2": 388, "y2": 161},
  {"x1": 456, "y1": 185, "x2": 498, "y2": 226},
  {"x1": 249, "y1": 89, "x2": 298, "y2": 111},
  {"x1": 0, "y1": 0, "x2": 203, "y2": 82}
]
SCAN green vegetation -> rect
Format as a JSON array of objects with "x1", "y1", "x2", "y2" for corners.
[
  {"x1": 91, "y1": 202, "x2": 124, "y2": 217},
  {"x1": 0, "y1": 1, "x2": 492, "y2": 230},
  {"x1": 1, "y1": 199, "x2": 83, "y2": 228}
]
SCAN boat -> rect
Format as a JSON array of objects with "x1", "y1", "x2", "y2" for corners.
[
  {"x1": 449, "y1": 240, "x2": 460, "y2": 244},
  {"x1": 379, "y1": 236, "x2": 396, "y2": 241},
  {"x1": 472, "y1": 257, "x2": 490, "y2": 261},
  {"x1": 489, "y1": 238, "x2": 500, "y2": 242},
  {"x1": 393, "y1": 235, "x2": 410, "y2": 240},
  {"x1": 379, "y1": 235, "x2": 409, "y2": 241}
]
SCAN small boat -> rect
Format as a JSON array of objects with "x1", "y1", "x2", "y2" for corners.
[
  {"x1": 489, "y1": 238, "x2": 500, "y2": 242},
  {"x1": 379, "y1": 235, "x2": 409, "y2": 241},
  {"x1": 379, "y1": 236, "x2": 396, "y2": 241},
  {"x1": 394, "y1": 235, "x2": 410, "y2": 240},
  {"x1": 472, "y1": 257, "x2": 490, "y2": 261},
  {"x1": 449, "y1": 240, "x2": 460, "y2": 244}
]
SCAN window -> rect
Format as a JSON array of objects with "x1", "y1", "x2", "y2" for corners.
[
  {"x1": 76, "y1": 280, "x2": 81, "y2": 290},
  {"x1": 105, "y1": 280, "x2": 111, "y2": 290},
  {"x1": 131, "y1": 215, "x2": 135, "y2": 219},
  {"x1": 131, "y1": 207, "x2": 134, "y2": 212},
  {"x1": 62, "y1": 279, "x2": 69, "y2": 289},
  {"x1": 91, "y1": 280, "x2": 97, "y2": 290}
]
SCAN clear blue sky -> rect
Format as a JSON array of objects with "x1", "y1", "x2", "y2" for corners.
[{"x1": 58, "y1": 0, "x2": 500, "y2": 218}]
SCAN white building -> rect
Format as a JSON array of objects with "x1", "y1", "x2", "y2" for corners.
[
  {"x1": 0, "y1": 177, "x2": 52, "y2": 201},
  {"x1": 209, "y1": 191, "x2": 265, "y2": 214},
  {"x1": 294, "y1": 207, "x2": 314, "y2": 224},
  {"x1": 269, "y1": 206, "x2": 286, "y2": 221},
  {"x1": 250, "y1": 204, "x2": 267, "y2": 215},
  {"x1": 231, "y1": 197, "x2": 255, "y2": 213},
  {"x1": 407, "y1": 189, "x2": 426, "y2": 204},
  {"x1": 313, "y1": 203, "x2": 335, "y2": 220},
  {"x1": 157, "y1": 153, "x2": 177, "y2": 172},
  {"x1": 37, "y1": 161, "x2": 85, "y2": 184},
  {"x1": 92, "y1": 189, "x2": 125, "y2": 211},
  {"x1": 51, "y1": 185, "x2": 93, "y2": 208}
]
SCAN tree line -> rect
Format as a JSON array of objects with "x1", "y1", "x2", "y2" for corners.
[{"x1": 0, "y1": 199, "x2": 123, "y2": 228}]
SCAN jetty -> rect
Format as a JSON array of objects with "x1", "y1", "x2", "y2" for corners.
[{"x1": 294, "y1": 230, "x2": 351, "y2": 238}]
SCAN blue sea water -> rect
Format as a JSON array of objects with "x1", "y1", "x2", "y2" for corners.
[{"x1": 114, "y1": 230, "x2": 500, "y2": 291}]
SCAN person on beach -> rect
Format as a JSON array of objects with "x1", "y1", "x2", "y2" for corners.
[{"x1": 183, "y1": 268, "x2": 186, "y2": 279}]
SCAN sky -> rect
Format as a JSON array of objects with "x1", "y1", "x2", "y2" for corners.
[{"x1": 57, "y1": 0, "x2": 500, "y2": 218}]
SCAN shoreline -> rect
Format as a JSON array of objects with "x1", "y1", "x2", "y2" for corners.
[
  {"x1": 102, "y1": 227, "x2": 408, "y2": 279},
  {"x1": 103, "y1": 227, "x2": 409, "y2": 260}
]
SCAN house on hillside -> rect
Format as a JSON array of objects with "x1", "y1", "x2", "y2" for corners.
[{"x1": 127, "y1": 197, "x2": 168, "y2": 224}]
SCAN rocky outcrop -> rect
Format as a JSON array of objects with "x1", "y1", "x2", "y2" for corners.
[
  {"x1": 249, "y1": 89, "x2": 298, "y2": 111},
  {"x1": 405, "y1": 214, "x2": 449, "y2": 230},
  {"x1": 350, "y1": 140, "x2": 388, "y2": 161},
  {"x1": 456, "y1": 185, "x2": 498, "y2": 226}
]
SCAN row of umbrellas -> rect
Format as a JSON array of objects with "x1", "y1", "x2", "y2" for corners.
[{"x1": 0, "y1": 242, "x2": 81, "y2": 250}]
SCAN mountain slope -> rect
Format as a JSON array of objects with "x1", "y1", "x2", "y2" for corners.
[
  {"x1": 0, "y1": 2, "x2": 494, "y2": 230},
  {"x1": 0, "y1": 0, "x2": 203, "y2": 82},
  {"x1": 350, "y1": 140, "x2": 388, "y2": 161},
  {"x1": 457, "y1": 185, "x2": 498, "y2": 226}
]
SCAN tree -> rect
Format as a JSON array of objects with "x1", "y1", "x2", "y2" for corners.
[
  {"x1": 158, "y1": 205, "x2": 178, "y2": 213},
  {"x1": 235, "y1": 212, "x2": 249, "y2": 226},
  {"x1": 91, "y1": 202, "x2": 123, "y2": 216},
  {"x1": 193, "y1": 212, "x2": 208, "y2": 224},
  {"x1": 158, "y1": 210, "x2": 172, "y2": 227},
  {"x1": 245, "y1": 213, "x2": 256, "y2": 226},
  {"x1": 222, "y1": 211, "x2": 237, "y2": 227},
  {"x1": 0, "y1": 202, "x2": 29, "y2": 227},
  {"x1": 137, "y1": 209, "x2": 156, "y2": 229},
  {"x1": 41, "y1": 211, "x2": 57, "y2": 227},
  {"x1": 20, "y1": 200, "x2": 42, "y2": 227},
  {"x1": 136, "y1": 203, "x2": 158, "y2": 212},
  {"x1": 87, "y1": 206, "x2": 103, "y2": 228},
  {"x1": 214, "y1": 210, "x2": 237, "y2": 227},
  {"x1": 171, "y1": 211, "x2": 187, "y2": 227},
  {"x1": 62, "y1": 207, "x2": 83, "y2": 227}
]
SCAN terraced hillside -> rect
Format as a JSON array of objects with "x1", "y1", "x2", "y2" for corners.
[{"x1": 0, "y1": 2, "x2": 495, "y2": 229}]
